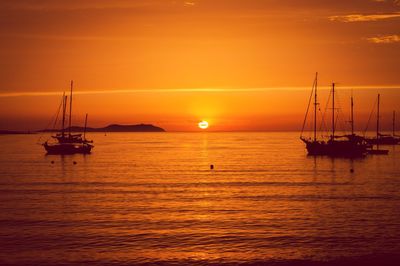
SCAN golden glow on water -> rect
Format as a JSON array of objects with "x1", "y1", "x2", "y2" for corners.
[{"x1": 1, "y1": 133, "x2": 400, "y2": 264}]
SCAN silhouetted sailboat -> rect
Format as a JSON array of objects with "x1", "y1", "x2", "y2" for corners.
[
  {"x1": 364, "y1": 94, "x2": 389, "y2": 154},
  {"x1": 43, "y1": 81, "x2": 94, "y2": 154},
  {"x1": 365, "y1": 96, "x2": 399, "y2": 146},
  {"x1": 344, "y1": 94, "x2": 370, "y2": 147},
  {"x1": 394, "y1": 111, "x2": 400, "y2": 138},
  {"x1": 300, "y1": 74, "x2": 368, "y2": 157}
]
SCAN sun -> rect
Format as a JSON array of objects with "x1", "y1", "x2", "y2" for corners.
[{"x1": 198, "y1": 120, "x2": 209, "y2": 129}]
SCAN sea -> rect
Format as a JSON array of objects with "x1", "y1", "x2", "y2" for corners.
[{"x1": 0, "y1": 132, "x2": 400, "y2": 266}]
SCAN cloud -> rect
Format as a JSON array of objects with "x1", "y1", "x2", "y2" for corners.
[
  {"x1": 0, "y1": 0, "x2": 163, "y2": 11},
  {"x1": 329, "y1": 12, "x2": 400, "y2": 22},
  {"x1": 0, "y1": 88, "x2": 289, "y2": 98},
  {"x1": 367, "y1": 34, "x2": 400, "y2": 43},
  {"x1": 2, "y1": 86, "x2": 400, "y2": 98},
  {"x1": 373, "y1": 0, "x2": 400, "y2": 5},
  {"x1": 184, "y1": 1, "x2": 196, "y2": 7},
  {"x1": 0, "y1": 0, "x2": 197, "y2": 11}
]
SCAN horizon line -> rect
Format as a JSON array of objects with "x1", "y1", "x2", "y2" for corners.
[{"x1": 1, "y1": 128, "x2": 396, "y2": 134}]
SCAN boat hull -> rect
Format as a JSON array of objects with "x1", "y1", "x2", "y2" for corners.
[
  {"x1": 43, "y1": 142, "x2": 93, "y2": 155},
  {"x1": 302, "y1": 139, "x2": 367, "y2": 157},
  {"x1": 365, "y1": 137, "x2": 400, "y2": 145},
  {"x1": 367, "y1": 149, "x2": 389, "y2": 155}
]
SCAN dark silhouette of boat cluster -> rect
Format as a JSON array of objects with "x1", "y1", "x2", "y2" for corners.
[
  {"x1": 42, "y1": 81, "x2": 94, "y2": 155},
  {"x1": 300, "y1": 73, "x2": 399, "y2": 157}
]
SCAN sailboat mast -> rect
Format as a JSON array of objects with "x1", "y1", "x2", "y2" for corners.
[
  {"x1": 314, "y1": 72, "x2": 318, "y2": 142},
  {"x1": 351, "y1": 95, "x2": 354, "y2": 135},
  {"x1": 393, "y1": 111, "x2": 396, "y2": 136},
  {"x1": 69, "y1": 80, "x2": 73, "y2": 137},
  {"x1": 332, "y1": 83, "x2": 335, "y2": 140},
  {"x1": 377, "y1": 94, "x2": 380, "y2": 141},
  {"x1": 61, "y1": 93, "x2": 67, "y2": 138},
  {"x1": 83, "y1": 114, "x2": 88, "y2": 140}
]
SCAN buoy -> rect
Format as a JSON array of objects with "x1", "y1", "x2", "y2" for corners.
[
  {"x1": 73, "y1": 161, "x2": 77, "y2": 165},
  {"x1": 210, "y1": 164, "x2": 214, "y2": 170},
  {"x1": 51, "y1": 161, "x2": 54, "y2": 164},
  {"x1": 350, "y1": 168, "x2": 354, "y2": 173}
]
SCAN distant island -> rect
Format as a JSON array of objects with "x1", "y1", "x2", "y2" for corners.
[
  {"x1": 0, "y1": 124, "x2": 165, "y2": 134},
  {"x1": 66, "y1": 124, "x2": 165, "y2": 132},
  {"x1": 42, "y1": 124, "x2": 165, "y2": 133}
]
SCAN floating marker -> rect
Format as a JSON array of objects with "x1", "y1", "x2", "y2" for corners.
[
  {"x1": 73, "y1": 161, "x2": 77, "y2": 165},
  {"x1": 350, "y1": 169, "x2": 354, "y2": 173},
  {"x1": 51, "y1": 161, "x2": 54, "y2": 164},
  {"x1": 210, "y1": 164, "x2": 214, "y2": 170}
]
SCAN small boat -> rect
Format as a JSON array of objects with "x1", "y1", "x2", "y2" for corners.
[
  {"x1": 364, "y1": 94, "x2": 389, "y2": 154},
  {"x1": 343, "y1": 93, "x2": 373, "y2": 151},
  {"x1": 367, "y1": 149, "x2": 389, "y2": 155},
  {"x1": 367, "y1": 133, "x2": 400, "y2": 145},
  {"x1": 43, "y1": 81, "x2": 94, "y2": 155},
  {"x1": 365, "y1": 97, "x2": 399, "y2": 146},
  {"x1": 300, "y1": 73, "x2": 368, "y2": 157}
]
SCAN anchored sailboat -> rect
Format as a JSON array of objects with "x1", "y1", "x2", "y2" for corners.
[
  {"x1": 365, "y1": 94, "x2": 397, "y2": 148},
  {"x1": 394, "y1": 111, "x2": 400, "y2": 139},
  {"x1": 43, "y1": 81, "x2": 94, "y2": 154},
  {"x1": 344, "y1": 94, "x2": 366, "y2": 143},
  {"x1": 300, "y1": 74, "x2": 368, "y2": 157}
]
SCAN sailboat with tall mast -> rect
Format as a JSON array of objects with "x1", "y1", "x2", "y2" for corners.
[
  {"x1": 344, "y1": 94, "x2": 367, "y2": 144},
  {"x1": 43, "y1": 81, "x2": 94, "y2": 154},
  {"x1": 300, "y1": 73, "x2": 368, "y2": 157},
  {"x1": 365, "y1": 94, "x2": 399, "y2": 146},
  {"x1": 393, "y1": 111, "x2": 400, "y2": 139}
]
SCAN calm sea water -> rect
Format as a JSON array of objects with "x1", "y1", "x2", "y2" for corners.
[{"x1": 0, "y1": 132, "x2": 400, "y2": 265}]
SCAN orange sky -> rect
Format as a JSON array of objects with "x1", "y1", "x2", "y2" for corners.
[{"x1": 0, "y1": 0, "x2": 399, "y2": 131}]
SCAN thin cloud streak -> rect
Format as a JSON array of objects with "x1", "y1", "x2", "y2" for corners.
[
  {"x1": 0, "y1": 33, "x2": 147, "y2": 41},
  {"x1": 367, "y1": 34, "x2": 400, "y2": 43},
  {"x1": 329, "y1": 12, "x2": 400, "y2": 22},
  {"x1": 0, "y1": 0, "x2": 196, "y2": 12},
  {"x1": 0, "y1": 1, "x2": 165, "y2": 11},
  {"x1": 1, "y1": 86, "x2": 400, "y2": 98}
]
